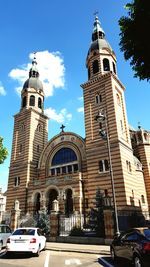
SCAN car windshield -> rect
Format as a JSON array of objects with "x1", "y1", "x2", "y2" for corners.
[
  {"x1": 144, "y1": 229, "x2": 150, "y2": 240},
  {"x1": 0, "y1": 226, "x2": 5, "y2": 233},
  {"x1": 12, "y1": 229, "x2": 35, "y2": 235}
]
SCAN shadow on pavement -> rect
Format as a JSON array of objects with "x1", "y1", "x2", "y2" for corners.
[
  {"x1": 98, "y1": 256, "x2": 132, "y2": 267},
  {"x1": 1, "y1": 251, "x2": 33, "y2": 259}
]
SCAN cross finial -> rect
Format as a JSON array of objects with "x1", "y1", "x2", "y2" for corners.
[
  {"x1": 93, "y1": 11, "x2": 99, "y2": 17},
  {"x1": 33, "y1": 51, "x2": 37, "y2": 60},
  {"x1": 60, "y1": 124, "x2": 65, "y2": 132}
]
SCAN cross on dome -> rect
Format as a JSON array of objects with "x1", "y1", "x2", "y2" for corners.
[{"x1": 60, "y1": 124, "x2": 65, "y2": 132}]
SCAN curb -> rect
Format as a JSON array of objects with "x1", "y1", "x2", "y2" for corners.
[{"x1": 46, "y1": 247, "x2": 110, "y2": 255}]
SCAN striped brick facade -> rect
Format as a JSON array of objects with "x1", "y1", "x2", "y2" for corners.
[{"x1": 6, "y1": 16, "x2": 150, "y2": 231}]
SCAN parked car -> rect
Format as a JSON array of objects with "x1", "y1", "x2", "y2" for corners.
[
  {"x1": 0, "y1": 224, "x2": 12, "y2": 251},
  {"x1": 110, "y1": 227, "x2": 150, "y2": 267},
  {"x1": 6, "y1": 227, "x2": 46, "y2": 256}
]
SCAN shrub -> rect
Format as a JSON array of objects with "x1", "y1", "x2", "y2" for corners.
[{"x1": 69, "y1": 226, "x2": 84, "y2": 236}]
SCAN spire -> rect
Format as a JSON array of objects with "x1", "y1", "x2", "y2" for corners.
[
  {"x1": 29, "y1": 52, "x2": 39, "y2": 78},
  {"x1": 92, "y1": 15, "x2": 105, "y2": 41},
  {"x1": 22, "y1": 52, "x2": 43, "y2": 92},
  {"x1": 85, "y1": 15, "x2": 117, "y2": 78},
  {"x1": 87, "y1": 15, "x2": 113, "y2": 59}
]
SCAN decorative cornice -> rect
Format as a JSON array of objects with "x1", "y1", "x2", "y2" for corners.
[{"x1": 81, "y1": 71, "x2": 125, "y2": 90}]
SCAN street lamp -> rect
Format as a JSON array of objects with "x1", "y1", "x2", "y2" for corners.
[{"x1": 95, "y1": 109, "x2": 120, "y2": 235}]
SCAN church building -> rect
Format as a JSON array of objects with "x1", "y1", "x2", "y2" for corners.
[{"x1": 6, "y1": 16, "x2": 150, "y2": 232}]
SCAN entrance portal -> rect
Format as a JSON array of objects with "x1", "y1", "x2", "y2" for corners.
[
  {"x1": 65, "y1": 188, "x2": 73, "y2": 216},
  {"x1": 47, "y1": 189, "x2": 58, "y2": 214}
]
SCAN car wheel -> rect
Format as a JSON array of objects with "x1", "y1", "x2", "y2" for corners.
[
  {"x1": 110, "y1": 247, "x2": 117, "y2": 262},
  {"x1": 134, "y1": 255, "x2": 143, "y2": 267},
  {"x1": 35, "y1": 245, "x2": 40, "y2": 257}
]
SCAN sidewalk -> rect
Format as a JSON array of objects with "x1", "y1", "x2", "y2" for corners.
[{"x1": 46, "y1": 242, "x2": 110, "y2": 255}]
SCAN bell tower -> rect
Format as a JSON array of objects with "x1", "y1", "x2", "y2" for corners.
[
  {"x1": 81, "y1": 16, "x2": 148, "y2": 227},
  {"x1": 6, "y1": 55, "x2": 48, "y2": 214}
]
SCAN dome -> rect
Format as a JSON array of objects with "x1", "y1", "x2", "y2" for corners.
[
  {"x1": 23, "y1": 77, "x2": 43, "y2": 91},
  {"x1": 88, "y1": 38, "x2": 112, "y2": 56}
]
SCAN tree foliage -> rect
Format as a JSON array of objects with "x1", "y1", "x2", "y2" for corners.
[
  {"x1": 0, "y1": 137, "x2": 8, "y2": 164},
  {"x1": 20, "y1": 212, "x2": 50, "y2": 235},
  {"x1": 119, "y1": 0, "x2": 150, "y2": 81}
]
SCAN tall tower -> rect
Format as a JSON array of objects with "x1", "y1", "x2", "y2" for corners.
[
  {"x1": 130, "y1": 127, "x2": 150, "y2": 210},
  {"x1": 81, "y1": 16, "x2": 148, "y2": 227},
  {"x1": 6, "y1": 56, "x2": 48, "y2": 214}
]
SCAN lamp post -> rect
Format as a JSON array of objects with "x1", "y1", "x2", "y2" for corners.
[{"x1": 95, "y1": 109, "x2": 120, "y2": 235}]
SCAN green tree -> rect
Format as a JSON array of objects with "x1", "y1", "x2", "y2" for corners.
[
  {"x1": 0, "y1": 137, "x2": 8, "y2": 164},
  {"x1": 119, "y1": 0, "x2": 150, "y2": 81}
]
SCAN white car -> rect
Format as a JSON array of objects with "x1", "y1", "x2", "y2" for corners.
[
  {"x1": 0, "y1": 224, "x2": 12, "y2": 251},
  {"x1": 6, "y1": 227, "x2": 46, "y2": 256}
]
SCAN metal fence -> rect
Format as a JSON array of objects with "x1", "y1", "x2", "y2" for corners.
[{"x1": 59, "y1": 213, "x2": 84, "y2": 236}]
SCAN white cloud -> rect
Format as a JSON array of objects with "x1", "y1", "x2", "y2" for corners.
[
  {"x1": 44, "y1": 107, "x2": 72, "y2": 123},
  {"x1": 9, "y1": 50, "x2": 65, "y2": 97},
  {"x1": 0, "y1": 84, "x2": 6, "y2": 96},
  {"x1": 77, "y1": 107, "x2": 84, "y2": 113},
  {"x1": 0, "y1": 86, "x2": 6, "y2": 96}
]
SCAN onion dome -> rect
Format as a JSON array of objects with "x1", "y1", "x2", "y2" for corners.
[
  {"x1": 23, "y1": 55, "x2": 43, "y2": 91},
  {"x1": 87, "y1": 16, "x2": 113, "y2": 58}
]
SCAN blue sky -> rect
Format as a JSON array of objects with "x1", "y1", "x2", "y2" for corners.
[{"x1": 0, "y1": 0, "x2": 150, "y2": 192}]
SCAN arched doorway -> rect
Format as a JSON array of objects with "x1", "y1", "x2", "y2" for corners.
[
  {"x1": 34, "y1": 192, "x2": 41, "y2": 214},
  {"x1": 65, "y1": 188, "x2": 73, "y2": 216},
  {"x1": 47, "y1": 189, "x2": 58, "y2": 214}
]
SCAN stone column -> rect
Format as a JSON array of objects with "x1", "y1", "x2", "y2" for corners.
[
  {"x1": 103, "y1": 209, "x2": 114, "y2": 241},
  {"x1": 10, "y1": 209, "x2": 21, "y2": 231},
  {"x1": 49, "y1": 211, "x2": 59, "y2": 242},
  {"x1": 10, "y1": 200, "x2": 21, "y2": 231}
]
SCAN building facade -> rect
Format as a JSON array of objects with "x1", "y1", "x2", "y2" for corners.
[{"x1": 6, "y1": 16, "x2": 150, "y2": 232}]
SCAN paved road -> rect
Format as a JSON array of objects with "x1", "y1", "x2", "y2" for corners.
[{"x1": 0, "y1": 250, "x2": 108, "y2": 267}]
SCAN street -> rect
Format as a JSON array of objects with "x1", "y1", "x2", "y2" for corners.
[{"x1": 0, "y1": 250, "x2": 109, "y2": 267}]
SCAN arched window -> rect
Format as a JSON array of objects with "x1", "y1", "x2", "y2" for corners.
[
  {"x1": 20, "y1": 123, "x2": 25, "y2": 132},
  {"x1": 113, "y1": 62, "x2": 116, "y2": 74},
  {"x1": 99, "y1": 159, "x2": 109, "y2": 172},
  {"x1": 38, "y1": 97, "x2": 42, "y2": 109},
  {"x1": 50, "y1": 148, "x2": 78, "y2": 176},
  {"x1": 14, "y1": 176, "x2": 20, "y2": 187},
  {"x1": 93, "y1": 60, "x2": 99, "y2": 74},
  {"x1": 29, "y1": 95, "x2": 35, "y2": 106},
  {"x1": 52, "y1": 148, "x2": 77, "y2": 166},
  {"x1": 22, "y1": 96, "x2": 27, "y2": 108},
  {"x1": 95, "y1": 94, "x2": 102, "y2": 104},
  {"x1": 37, "y1": 124, "x2": 42, "y2": 132},
  {"x1": 88, "y1": 67, "x2": 91, "y2": 79},
  {"x1": 116, "y1": 93, "x2": 121, "y2": 105},
  {"x1": 126, "y1": 160, "x2": 132, "y2": 173},
  {"x1": 103, "y1": 58, "x2": 110, "y2": 71}
]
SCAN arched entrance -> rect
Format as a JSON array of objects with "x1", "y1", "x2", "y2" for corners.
[
  {"x1": 46, "y1": 189, "x2": 58, "y2": 214},
  {"x1": 65, "y1": 188, "x2": 73, "y2": 216},
  {"x1": 34, "y1": 192, "x2": 41, "y2": 214}
]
